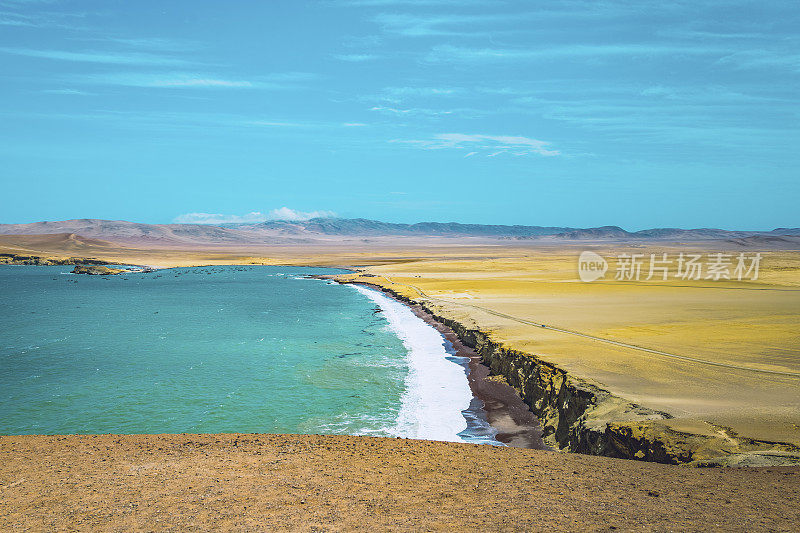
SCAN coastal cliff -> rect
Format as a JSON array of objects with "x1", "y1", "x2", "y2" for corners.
[{"x1": 339, "y1": 277, "x2": 800, "y2": 467}]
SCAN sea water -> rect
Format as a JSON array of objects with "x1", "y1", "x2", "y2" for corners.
[{"x1": 0, "y1": 265, "x2": 498, "y2": 443}]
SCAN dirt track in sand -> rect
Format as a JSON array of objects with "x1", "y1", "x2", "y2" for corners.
[{"x1": 1, "y1": 434, "x2": 798, "y2": 532}]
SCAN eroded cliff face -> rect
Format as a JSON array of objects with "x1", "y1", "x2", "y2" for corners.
[
  {"x1": 419, "y1": 309, "x2": 683, "y2": 462},
  {"x1": 342, "y1": 280, "x2": 800, "y2": 467}
]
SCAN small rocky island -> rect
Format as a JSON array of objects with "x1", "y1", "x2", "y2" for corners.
[{"x1": 71, "y1": 265, "x2": 125, "y2": 276}]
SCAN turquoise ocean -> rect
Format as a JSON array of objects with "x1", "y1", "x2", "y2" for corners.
[{"x1": 0, "y1": 265, "x2": 498, "y2": 443}]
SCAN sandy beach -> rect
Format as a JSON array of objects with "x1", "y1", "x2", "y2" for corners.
[{"x1": 351, "y1": 281, "x2": 547, "y2": 449}]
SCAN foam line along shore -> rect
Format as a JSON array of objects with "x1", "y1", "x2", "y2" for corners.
[{"x1": 344, "y1": 282, "x2": 548, "y2": 449}]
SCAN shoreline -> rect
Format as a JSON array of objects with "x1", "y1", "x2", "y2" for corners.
[
  {"x1": 340, "y1": 280, "x2": 547, "y2": 450},
  {"x1": 6, "y1": 260, "x2": 799, "y2": 465},
  {"x1": 336, "y1": 274, "x2": 800, "y2": 466},
  {"x1": 2, "y1": 261, "x2": 543, "y2": 448},
  {"x1": 2, "y1": 262, "x2": 530, "y2": 445}
]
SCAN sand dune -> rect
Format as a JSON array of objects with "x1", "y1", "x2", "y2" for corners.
[{"x1": 0, "y1": 233, "x2": 122, "y2": 256}]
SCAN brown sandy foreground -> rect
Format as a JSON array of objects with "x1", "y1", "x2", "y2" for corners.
[{"x1": 1, "y1": 434, "x2": 799, "y2": 532}]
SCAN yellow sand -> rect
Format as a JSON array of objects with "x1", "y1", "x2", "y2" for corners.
[{"x1": 344, "y1": 247, "x2": 800, "y2": 446}]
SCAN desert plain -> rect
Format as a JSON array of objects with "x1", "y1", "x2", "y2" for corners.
[
  {"x1": 341, "y1": 245, "x2": 800, "y2": 449},
  {"x1": 2, "y1": 229, "x2": 800, "y2": 530}
]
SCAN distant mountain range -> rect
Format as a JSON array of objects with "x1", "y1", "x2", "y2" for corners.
[
  {"x1": 544, "y1": 226, "x2": 800, "y2": 240},
  {"x1": 0, "y1": 218, "x2": 797, "y2": 246},
  {"x1": 226, "y1": 219, "x2": 573, "y2": 237}
]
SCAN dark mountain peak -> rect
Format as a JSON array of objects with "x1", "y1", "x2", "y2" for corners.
[
  {"x1": 554, "y1": 226, "x2": 632, "y2": 239},
  {"x1": 771, "y1": 228, "x2": 800, "y2": 236}
]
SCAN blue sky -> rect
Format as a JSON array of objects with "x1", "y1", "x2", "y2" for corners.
[{"x1": 1, "y1": 0, "x2": 798, "y2": 229}]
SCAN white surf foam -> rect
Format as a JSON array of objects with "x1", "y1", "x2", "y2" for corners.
[{"x1": 351, "y1": 284, "x2": 472, "y2": 442}]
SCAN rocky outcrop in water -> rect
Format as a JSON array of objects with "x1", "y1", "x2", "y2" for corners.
[
  {"x1": 71, "y1": 265, "x2": 125, "y2": 275},
  {"x1": 72, "y1": 265, "x2": 125, "y2": 276}
]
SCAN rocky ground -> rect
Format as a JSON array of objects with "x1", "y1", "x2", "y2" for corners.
[{"x1": 1, "y1": 434, "x2": 798, "y2": 531}]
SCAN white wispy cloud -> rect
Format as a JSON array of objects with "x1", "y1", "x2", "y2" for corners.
[
  {"x1": 425, "y1": 43, "x2": 726, "y2": 63},
  {"x1": 0, "y1": 46, "x2": 193, "y2": 66},
  {"x1": 717, "y1": 50, "x2": 800, "y2": 72},
  {"x1": 508, "y1": 92, "x2": 798, "y2": 154},
  {"x1": 244, "y1": 120, "x2": 305, "y2": 127},
  {"x1": 0, "y1": 13, "x2": 35, "y2": 26},
  {"x1": 639, "y1": 86, "x2": 678, "y2": 98},
  {"x1": 340, "y1": 34, "x2": 383, "y2": 48},
  {"x1": 39, "y1": 88, "x2": 91, "y2": 95},
  {"x1": 99, "y1": 37, "x2": 199, "y2": 52},
  {"x1": 73, "y1": 72, "x2": 309, "y2": 90},
  {"x1": 333, "y1": 53, "x2": 379, "y2": 62},
  {"x1": 173, "y1": 208, "x2": 336, "y2": 224},
  {"x1": 658, "y1": 28, "x2": 770, "y2": 41},
  {"x1": 377, "y1": 86, "x2": 461, "y2": 102},
  {"x1": 0, "y1": 0, "x2": 63, "y2": 5},
  {"x1": 373, "y1": 8, "x2": 634, "y2": 38},
  {"x1": 374, "y1": 12, "x2": 498, "y2": 37},
  {"x1": 342, "y1": 0, "x2": 473, "y2": 5},
  {"x1": 155, "y1": 78, "x2": 255, "y2": 88},
  {"x1": 3, "y1": 109, "x2": 374, "y2": 134},
  {"x1": 392, "y1": 133, "x2": 560, "y2": 156},
  {"x1": 370, "y1": 105, "x2": 453, "y2": 116},
  {"x1": 0, "y1": 7, "x2": 85, "y2": 29}
]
